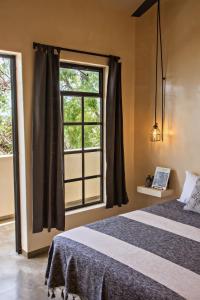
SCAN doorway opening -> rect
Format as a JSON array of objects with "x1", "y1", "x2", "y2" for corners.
[{"x1": 0, "y1": 54, "x2": 21, "y2": 254}]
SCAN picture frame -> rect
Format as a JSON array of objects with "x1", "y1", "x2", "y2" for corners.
[{"x1": 152, "y1": 167, "x2": 171, "y2": 190}]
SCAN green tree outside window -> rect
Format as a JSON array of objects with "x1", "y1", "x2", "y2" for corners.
[
  {"x1": 60, "y1": 68, "x2": 101, "y2": 150},
  {"x1": 0, "y1": 57, "x2": 12, "y2": 155},
  {"x1": 0, "y1": 63, "x2": 102, "y2": 154}
]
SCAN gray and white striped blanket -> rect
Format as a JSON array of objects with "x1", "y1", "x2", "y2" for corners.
[{"x1": 46, "y1": 200, "x2": 200, "y2": 300}]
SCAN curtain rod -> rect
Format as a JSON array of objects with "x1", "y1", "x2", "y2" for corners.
[{"x1": 33, "y1": 42, "x2": 120, "y2": 60}]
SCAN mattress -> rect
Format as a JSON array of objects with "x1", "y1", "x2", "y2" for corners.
[{"x1": 45, "y1": 200, "x2": 200, "y2": 300}]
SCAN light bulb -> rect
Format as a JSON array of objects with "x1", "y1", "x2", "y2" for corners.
[{"x1": 150, "y1": 123, "x2": 161, "y2": 142}]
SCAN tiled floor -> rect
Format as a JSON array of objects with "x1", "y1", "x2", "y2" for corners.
[{"x1": 0, "y1": 222, "x2": 51, "y2": 300}]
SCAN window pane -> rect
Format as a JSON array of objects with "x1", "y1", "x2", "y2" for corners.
[
  {"x1": 65, "y1": 181, "x2": 82, "y2": 209},
  {"x1": 64, "y1": 154, "x2": 82, "y2": 180},
  {"x1": 85, "y1": 178, "x2": 100, "y2": 204},
  {"x1": 84, "y1": 97, "x2": 101, "y2": 122},
  {"x1": 63, "y1": 96, "x2": 81, "y2": 122},
  {"x1": 60, "y1": 67, "x2": 99, "y2": 93},
  {"x1": 64, "y1": 126, "x2": 82, "y2": 150},
  {"x1": 84, "y1": 125, "x2": 100, "y2": 149},
  {"x1": 85, "y1": 152, "x2": 100, "y2": 177},
  {"x1": 0, "y1": 57, "x2": 12, "y2": 155}
]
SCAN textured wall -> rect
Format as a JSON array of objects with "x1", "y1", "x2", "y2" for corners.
[
  {"x1": 0, "y1": 0, "x2": 135, "y2": 252},
  {"x1": 134, "y1": 0, "x2": 200, "y2": 207}
]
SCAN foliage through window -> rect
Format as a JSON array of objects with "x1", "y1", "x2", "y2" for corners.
[
  {"x1": 0, "y1": 56, "x2": 13, "y2": 155},
  {"x1": 60, "y1": 66, "x2": 99, "y2": 93},
  {"x1": 60, "y1": 63, "x2": 104, "y2": 210}
]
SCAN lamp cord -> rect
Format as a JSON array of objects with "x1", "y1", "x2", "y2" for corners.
[
  {"x1": 154, "y1": 0, "x2": 165, "y2": 139},
  {"x1": 154, "y1": 2, "x2": 159, "y2": 125},
  {"x1": 158, "y1": 0, "x2": 165, "y2": 141}
]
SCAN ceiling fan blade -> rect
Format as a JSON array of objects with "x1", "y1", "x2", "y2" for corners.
[{"x1": 132, "y1": 0, "x2": 158, "y2": 17}]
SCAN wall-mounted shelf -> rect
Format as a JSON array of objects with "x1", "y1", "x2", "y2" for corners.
[{"x1": 137, "y1": 186, "x2": 174, "y2": 198}]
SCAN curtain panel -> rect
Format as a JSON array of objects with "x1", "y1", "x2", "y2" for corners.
[
  {"x1": 32, "y1": 47, "x2": 65, "y2": 233},
  {"x1": 106, "y1": 56, "x2": 129, "y2": 208}
]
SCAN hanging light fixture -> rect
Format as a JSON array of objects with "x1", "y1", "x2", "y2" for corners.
[
  {"x1": 150, "y1": 0, "x2": 165, "y2": 142},
  {"x1": 150, "y1": 123, "x2": 161, "y2": 142}
]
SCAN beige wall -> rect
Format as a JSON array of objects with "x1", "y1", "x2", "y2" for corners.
[
  {"x1": 2, "y1": 0, "x2": 198, "y2": 253},
  {"x1": 134, "y1": 0, "x2": 200, "y2": 207},
  {"x1": 0, "y1": 0, "x2": 135, "y2": 252},
  {"x1": 0, "y1": 156, "x2": 14, "y2": 218}
]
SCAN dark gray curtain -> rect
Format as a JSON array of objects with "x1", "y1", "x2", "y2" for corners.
[
  {"x1": 32, "y1": 46, "x2": 64, "y2": 233},
  {"x1": 106, "y1": 56, "x2": 129, "y2": 208}
]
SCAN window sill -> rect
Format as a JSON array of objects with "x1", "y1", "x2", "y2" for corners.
[
  {"x1": 65, "y1": 203, "x2": 106, "y2": 216},
  {"x1": 0, "y1": 154, "x2": 13, "y2": 158}
]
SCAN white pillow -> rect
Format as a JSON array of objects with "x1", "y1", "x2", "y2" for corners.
[
  {"x1": 184, "y1": 178, "x2": 200, "y2": 214},
  {"x1": 178, "y1": 171, "x2": 200, "y2": 204}
]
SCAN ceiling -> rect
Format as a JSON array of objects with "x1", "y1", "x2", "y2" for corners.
[{"x1": 100, "y1": 0, "x2": 144, "y2": 14}]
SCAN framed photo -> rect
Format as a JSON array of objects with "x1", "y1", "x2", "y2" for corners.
[{"x1": 152, "y1": 167, "x2": 171, "y2": 190}]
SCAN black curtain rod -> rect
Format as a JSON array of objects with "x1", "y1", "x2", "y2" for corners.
[{"x1": 33, "y1": 42, "x2": 120, "y2": 60}]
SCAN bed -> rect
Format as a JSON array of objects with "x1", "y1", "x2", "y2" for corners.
[{"x1": 45, "y1": 200, "x2": 200, "y2": 300}]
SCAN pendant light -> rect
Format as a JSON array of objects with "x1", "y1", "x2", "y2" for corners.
[{"x1": 150, "y1": 0, "x2": 165, "y2": 142}]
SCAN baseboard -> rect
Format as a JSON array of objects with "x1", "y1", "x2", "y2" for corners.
[
  {"x1": 22, "y1": 246, "x2": 49, "y2": 259},
  {"x1": 0, "y1": 214, "x2": 14, "y2": 221}
]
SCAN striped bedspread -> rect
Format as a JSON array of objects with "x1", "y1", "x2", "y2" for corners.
[{"x1": 46, "y1": 200, "x2": 200, "y2": 300}]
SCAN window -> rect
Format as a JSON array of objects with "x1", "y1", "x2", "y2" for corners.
[
  {"x1": 0, "y1": 55, "x2": 15, "y2": 155},
  {"x1": 60, "y1": 63, "x2": 104, "y2": 210},
  {"x1": 0, "y1": 53, "x2": 22, "y2": 253}
]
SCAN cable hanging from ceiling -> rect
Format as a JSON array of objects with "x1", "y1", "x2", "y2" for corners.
[{"x1": 150, "y1": 0, "x2": 166, "y2": 142}]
